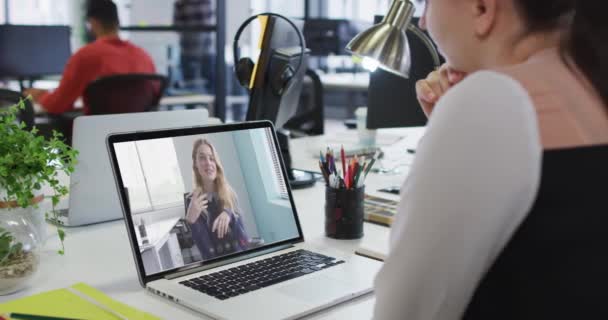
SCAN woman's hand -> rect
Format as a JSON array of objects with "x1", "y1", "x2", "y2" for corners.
[
  {"x1": 416, "y1": 64, "x2": 467, "y2": 117},
  {"x1": 186, "y1": 190, "x2": 208, "y2": 224},
  {"x1": 212, "y1": 211, "x2": 232, "y2": 239}
]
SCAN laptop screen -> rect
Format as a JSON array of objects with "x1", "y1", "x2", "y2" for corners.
[{"x1": 109, "y1": 124, "x2": 303, "y2": 277}]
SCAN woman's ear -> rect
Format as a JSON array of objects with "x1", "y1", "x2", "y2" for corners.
[{"x1": 472, "y1": 0, "x2": 498, "y2": 38}]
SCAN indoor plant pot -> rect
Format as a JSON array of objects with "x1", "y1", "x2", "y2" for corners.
[
  {"x1": 0, "y1": 100, "x2": 77, "y2": 295},
  {"x1": 0, "y1": 195, "x2": 43, "y2": 295}
]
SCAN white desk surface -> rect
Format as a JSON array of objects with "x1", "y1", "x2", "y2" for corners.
[
  {"x1": 26, "y1": 78, "x2": 247, "y2": 115},
  {"x1": 317, "y1": 72, "x2": 370, "y2": 91},
  {"x1": 33, "y1": 94, "x2": 229, "y2": 115},
  {"x1": 0, "y1": 124, "x2": 425, "y2": 319}
]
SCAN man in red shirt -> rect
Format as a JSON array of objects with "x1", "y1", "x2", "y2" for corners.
[{"x1": 24, "y1": 0, "x2": 156, "y2": 114}]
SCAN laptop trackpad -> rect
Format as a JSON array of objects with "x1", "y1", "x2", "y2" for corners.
[{"x1": 278, "y1": 275, "x2": 351, "y2": 304}]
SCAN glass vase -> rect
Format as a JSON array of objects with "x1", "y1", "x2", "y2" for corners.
[{"x1": 0, "y1": 205, "x2": 41, "y2": 295}]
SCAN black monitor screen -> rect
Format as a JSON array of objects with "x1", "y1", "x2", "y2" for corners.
[
  {"x1": 303, "y1": 19, "x2": 368, "y2": 56},
  {"x1": 0, "y1": 25, "x2": 71, "y2": 79},
  {"x1": 246, "y1": 16, "x2": 308, "y2": 129}
]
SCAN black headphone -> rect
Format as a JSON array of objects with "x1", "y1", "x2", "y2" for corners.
[{"x1": 233, "y1": 13, "x2": 306, "y2": 96}]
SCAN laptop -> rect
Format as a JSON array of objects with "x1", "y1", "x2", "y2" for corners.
[
  {"x1": 106, "y1": 121, "x2": 382, "y2": 320},
  {"x1": 57, "y1": 109, "x2": 210, "y2": 226}
]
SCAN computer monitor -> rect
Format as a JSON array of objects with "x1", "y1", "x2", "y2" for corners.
[
  {"x1": 0, "y1": 25, "x2": 71, "y2": 79},
  {"x1": 366, "y1": 17, "x2": 444, "y2": 129},
  {"x1": 245, "y1": 16, "x2": 316, "y2": 188},
  {"x1": 303, "y1": 19, "x2": 368, "y2": 56},
  {"x1": 246, "y1": 16, "x2": 307, "y2": 128}
]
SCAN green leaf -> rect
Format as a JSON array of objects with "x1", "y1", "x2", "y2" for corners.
[{"x1": 0, "y1": 98, "x2": 77, "y2": 254}]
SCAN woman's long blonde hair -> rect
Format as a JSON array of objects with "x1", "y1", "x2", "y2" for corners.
[{"x1": 191, "y1": 138, "x2": 237, "y2": 211}]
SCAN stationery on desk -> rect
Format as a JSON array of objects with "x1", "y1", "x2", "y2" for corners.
[
  {"x1": 319, "y1": 146, "x2": 399, "y2": 226},
  {"x1": 318, "y1": 146, "x2": 378, "y2": 189},
  {"x1": 314, "y1": 130, "x2": 405, "y2": 161},
  {"x1": 363, "y1": 194, "x2": 399, "y2": 226},
  {"x1": 0, "y1": 283, "x2": 160, "y2": 320},
  {"x1": 318, "y1": 147, "x2": 396, "y2": 262}
]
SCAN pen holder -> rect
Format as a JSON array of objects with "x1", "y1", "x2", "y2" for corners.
[{"x1": 325, "y1": 186, "x2": 365, "y2": 239}]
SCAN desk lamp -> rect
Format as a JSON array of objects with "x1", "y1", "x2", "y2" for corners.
[{"x1": 346, "y1": 0, "x2": 440, "y2": 77}]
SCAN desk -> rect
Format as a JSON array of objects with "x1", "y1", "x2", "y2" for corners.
[
  {"x1": 0, "y1": 125, "x2": 425, "y2": 319},
  {"x1": 33, "y1": 94, "x2": 226, "y2": 115},
  {"x1": 25, "y1": 79, "x2": 247, "y2": 116},
  {"x1": 318, "y1": 72, "x2": 369, "y2": 92}
]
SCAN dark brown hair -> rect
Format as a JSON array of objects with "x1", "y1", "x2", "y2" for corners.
[
  {"x1": 515, "y1": 1, "x2": 608, "y2": 107},
  {"x1": 86, "y1": 0, "x2": 120, "y2": 30}
]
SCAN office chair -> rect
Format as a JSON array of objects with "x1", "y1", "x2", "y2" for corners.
[
  {"x1": 0, "y1": 89, "x2": 35, "y2": 130},
  {"x1": 83, "y1": 74, "x2": 168, "y2": 115},
  {"x1": 284, "y1": 69, "x2": 324, "y2": 136}
]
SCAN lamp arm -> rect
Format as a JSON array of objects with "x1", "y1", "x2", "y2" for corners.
[{"x1": 407, "y1": 24, "x2": 442, "y2": 68}]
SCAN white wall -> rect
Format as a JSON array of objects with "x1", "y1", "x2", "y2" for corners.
[
  {"x1": 119, "y1": 0, "x2": 178, "y2": 76},
  {"x1": 173, "y1": 133, "x2": 259, "y2": 238},
  {"x1": 129, "y1": 0, "x2": 173, "y2": 25}
]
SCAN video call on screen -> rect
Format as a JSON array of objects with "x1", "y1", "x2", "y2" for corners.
[{"x1": 114, "y1": 128, "x2": 300, "y2": 275}]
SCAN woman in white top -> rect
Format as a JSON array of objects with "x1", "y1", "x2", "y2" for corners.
[{"x1": 373, "y1": 1, "x2": 608, "y2": 319}]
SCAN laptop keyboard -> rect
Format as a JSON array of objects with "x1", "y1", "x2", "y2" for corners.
[{"x1": 179, "y1": 249, "x2": 344, "y2": 300}]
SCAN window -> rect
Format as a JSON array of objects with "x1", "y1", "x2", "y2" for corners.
[
  {"x1": 0, "y1": 0, "x2": 5, "y2": 24},
  {"x1": 251, "y1": 0, "x2": 305, "y2": 18},
  {"x1": 262, "y1": 128, "x2": 289, "y2": 200},
  {"x1": 8, "y1": 0, "x2": 71, "y2": 25},
  {"x1": 115, "y1": 139, "x2": 186, "y2": 214},
  {"x1": 327, "y1": 0, "x2": 426, "y2": 22},
  {"x1": 327, "y1": 0, "x2": 382, "y2": 22}
]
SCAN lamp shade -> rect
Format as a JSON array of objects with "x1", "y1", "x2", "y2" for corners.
[{"x1": 346, "y1": 0, "x2": 415, "y2": 78}]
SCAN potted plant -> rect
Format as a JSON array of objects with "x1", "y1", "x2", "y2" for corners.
[{"x1": 0, "y1": 100, "x2": 77, "y2": 295}]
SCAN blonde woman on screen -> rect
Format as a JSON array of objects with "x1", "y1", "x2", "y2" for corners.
[{"x1": 185, "y1": 138, "x2": 249, "y2": 260}]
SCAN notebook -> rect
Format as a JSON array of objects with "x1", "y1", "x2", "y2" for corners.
[
  {"x1": 364, "y1": 194, "x2": 398, "y2": 226},
  {"x1": 0, "y1": 283, "x2": 159, "y2": 320}
]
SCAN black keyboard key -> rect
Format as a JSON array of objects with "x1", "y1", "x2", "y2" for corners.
[{"x1": 245, "y1": 284, "x2": 261, "y2": 291}]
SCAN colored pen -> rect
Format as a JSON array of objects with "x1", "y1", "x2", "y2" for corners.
[
  {"x1": 340, "y1": 146, "x2": 346, "y2": 182},
  {"x1": 345, "y1": 162, "x2": 350, "y2": 189},
  {"x1": 8, "y1": 314, "x2": 81, "y2": 320},
  {"x1": 319, "y1": 161, "x2": 329, "y2": 185},
  {"x1": 363, "y1": 152, "x2": 379, "y2": 181},
  {"x1": 354, "y1": 157, "x2": 364, "y2": 188}
]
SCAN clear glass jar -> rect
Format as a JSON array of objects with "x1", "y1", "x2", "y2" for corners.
[{"x1": 0, "y1": 205, "x2": 40, "y2": 295}]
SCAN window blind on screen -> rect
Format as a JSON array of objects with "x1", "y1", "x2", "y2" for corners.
[{"x1": 264, "y1": 129, "x2": 289, "y2": 199}]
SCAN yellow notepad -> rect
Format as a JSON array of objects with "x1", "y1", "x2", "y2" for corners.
[{"x1": 0, "y1": 283, "x2": 160, "y2": 320}]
